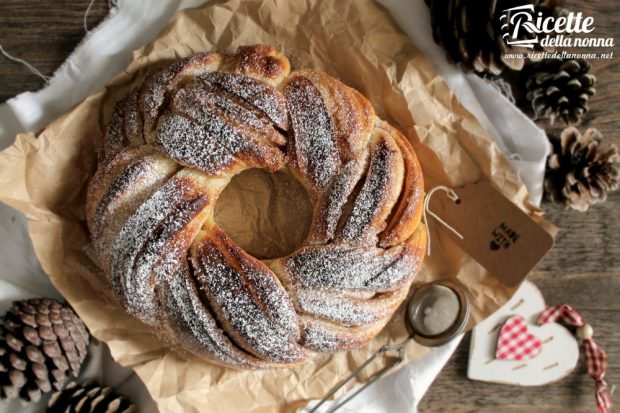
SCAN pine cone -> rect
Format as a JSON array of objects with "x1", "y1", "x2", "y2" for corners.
[
  {"x1": 525, "y1": 59, "x2": 596, "y2": 125},
  {"x1": 545, "y1": 127, "x2": 620, "y2": 211},
  {"x1": 425, "y1": 0, "x2": 565, "y2": 75},
  {"x1": 0, "y1": 298, "x2": 90, "y2": 403},
  {"x1": 48, "y1": 381, "x2": 136, "y2": 413}
]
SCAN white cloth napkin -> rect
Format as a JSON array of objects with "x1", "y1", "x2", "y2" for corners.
[
  {"x1": 0, "y1": 0, "x2": 549, "y2": 412},
  {"x1": 378, "y1": 0, "x2": 550, "y2": 206}
]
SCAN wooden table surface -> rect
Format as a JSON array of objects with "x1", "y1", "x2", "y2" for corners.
[{"x1": 0, "y1": 1, "x2": 617, "y2": 412}]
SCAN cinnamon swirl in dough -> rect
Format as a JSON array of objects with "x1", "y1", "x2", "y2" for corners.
[{"x1": 87, "y1": 45, "x2": 425, "y2": 369}]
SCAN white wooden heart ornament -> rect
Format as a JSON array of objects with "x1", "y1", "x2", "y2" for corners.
[{"x1": 468, "y1": 280, "x2": 579, "y2": 386}]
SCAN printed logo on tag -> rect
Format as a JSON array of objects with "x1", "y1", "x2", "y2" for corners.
[
  {"x1": 490, "y1": 222, "x2": 520, "y2": 251},
  {"x1": 429, "y1": 181, "x2": 556, "y2": 287}
]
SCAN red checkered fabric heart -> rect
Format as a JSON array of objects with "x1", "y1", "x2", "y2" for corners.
[{"x1": 495, "y1": 315, "x2": 542, "y2": 361}]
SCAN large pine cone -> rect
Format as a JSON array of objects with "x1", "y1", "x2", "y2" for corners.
[
  {"x1": 525, "y1": 59, "x2": 596, "y2": 125},
  {"x1": 545, "y1": 127, "x2": 620, "y2": 211},
  {"x1": 48, "y1": 382, "x2": 136, "y2": 413},
  {"x1": 425, "y1": 0, "x2": 564, "y2": 75},
  {"x1": 0, "y1": 299, "x2": 90, "y2": 402}
]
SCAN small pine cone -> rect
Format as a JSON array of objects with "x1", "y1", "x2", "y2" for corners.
[
  {"x1": 545, "y1": 127, "x2": 620, "y2": 211},
  {"x1": 425, "y1": 0, "x2": 565, "y2": 75},
  {"x1": 47, "y1": 382, "x2": 136, "y2": 413},
  {"x1": 525, "y1": 59, "x2": 596, "y2": 125},
  {"x1": 0, "y1": 298, "x2": 90, "y2": 403}
]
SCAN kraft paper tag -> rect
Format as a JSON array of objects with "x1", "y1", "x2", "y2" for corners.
[{"x1": 429, "y1": 181, "x2": 555, "y2": 287}]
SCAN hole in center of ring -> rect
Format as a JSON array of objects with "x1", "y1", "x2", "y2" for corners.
[{"x1": 213, "y1": 168, "x2": 313, "y2": 260}]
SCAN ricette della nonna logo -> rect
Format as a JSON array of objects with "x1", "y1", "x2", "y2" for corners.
[{"x1": 499, "y1": 4, "x2": 614, "y2": 53}]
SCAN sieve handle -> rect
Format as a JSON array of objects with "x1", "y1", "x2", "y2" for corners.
[{"x1": 308, "y1": 341, "x2": 408, "y2": 413}]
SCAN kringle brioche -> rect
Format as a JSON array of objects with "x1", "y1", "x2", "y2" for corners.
[{"x1": 86, "y1": 45, "x2": 426, "y2": 369}]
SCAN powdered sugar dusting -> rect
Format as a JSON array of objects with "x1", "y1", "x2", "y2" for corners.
[
  {"x1": 102, "y1": 97, "x2": 127, "y2": 159},
  {"x1": 177, "y1": 86, "x2": 286, "y2": 153},
  {"x1": 203, "y1": 71, "x2": 289, "y2": 131},
  {"x1": 140, "y1": 59, "x2": 187, "y2": 132},
  {"x1": 192, "y1": 234, "x2": 306, "y2": 363},
  {"x1": 283, "y1": 243, "x2": 415, "y2": 292},
  {"x1": 92, "y1": 160, "x2": 151, "y2": 240},
  {"x1": 156, "y1": 112, "x2": 237, "y2": 174},
  {"x1": 297, "y1": 289, "x2": 400, "y2": 326},
  {"x1": 232, "y1": 253, "x2": 300, "y2": 338},
  {"x1": 123, "y1": 89, "x2": 144, "y2": 145},
  {"x1": 285, "y1": 76, "x2": 340, "y2": 189},
  {"x1": 302, "y1": 323, "x2": 351, "y2": 352},
  {"x1": 131, "y1": 193, "x2": 207, "y2": 306},
  {"x1": 185, "y1": 86, "x2": 271, "y2": 135},
  {"x1": 161, "y1": 261, "x2": 269, "y2": 368},
  {"x1": 300, "y1": 317, "x2": 367, "y2": 352},
  {"x1": 90, "y1": 47, "x2": 426, "y2": 366},
  {"x1": 109, "y1": 173, "x2": 206, "y2": 322},
  {"x1": 158, "y1": 86, "x2": 284, "y2": 173},
  {"x1": 310, "y1": 157, "x2": 367, "y2": 242},
  {"x1": 91, "y1": 151, "x2": 178, "y2": 276},
  {"x1": 340, "y1": 138, "x2": 397, "y2": 244}
]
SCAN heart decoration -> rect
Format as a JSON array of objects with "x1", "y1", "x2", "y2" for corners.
[
  {"x1": 468, "y1": 281, "x2": 579, "y2": 386},
  {"x1": 489, "y1": 240, "x2": 500, "y2": 251},
  {"x1": 495, "y1": 315, "x2": 542, "y2": 361}
]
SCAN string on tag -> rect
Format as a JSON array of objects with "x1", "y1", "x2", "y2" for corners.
[
  {"x1": 84, "y1": 0, "x2": 96, "y2": 32},
  {"x1": 84, "y1": 0, "x2": 118, "y2": 33},
  {"x1": 423, "y1": 186, "x2": 464, "y2": 256},
  {"x1": 0, "y1": 45, "x2": 50, "y2": 84}
]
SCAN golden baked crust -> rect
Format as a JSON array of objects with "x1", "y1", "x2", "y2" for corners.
[{"x1": 87, "y1": 45, "x2": 425, "y2": 369}]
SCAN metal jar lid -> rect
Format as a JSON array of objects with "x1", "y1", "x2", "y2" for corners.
[{"x1": 406, "y1": 280, "x2": 471, "y2": 346}]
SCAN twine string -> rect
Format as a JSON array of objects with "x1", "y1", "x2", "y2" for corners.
[
  {"x1": 1, "y1": 0, "x2": 121, "y2": 82},
  {"x1": 85, "y1": 0, "x2": 118, "y2": 33},
  {"x1": 0, "y1": 0, "x2": 120, "y2": 82},
  {"x1": 0, "y1": 44, "x2": 50, "y2": 84},
  {"x1": 422, "y1": 185, "x2": 464, "y2": 256},
  {"x1": 84, "y1": 0, "x2": 97, "y2": 33}
]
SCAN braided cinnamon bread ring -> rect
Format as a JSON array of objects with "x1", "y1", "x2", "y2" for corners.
[{"x1": 87, "y1": 45, "x2": 426, "y2": 369}]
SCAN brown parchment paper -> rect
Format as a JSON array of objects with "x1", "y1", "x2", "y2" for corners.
[{"x1": 0, "y1": 0, "x2": 538, "y2": 411}]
